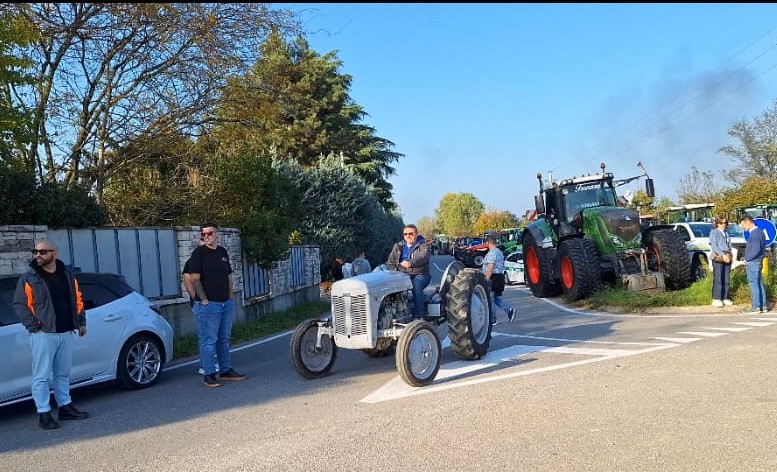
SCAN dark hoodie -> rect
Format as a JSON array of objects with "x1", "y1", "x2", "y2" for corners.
[
  {"x1": 13, "y1": 259, "x2": 85, "y2": 333},
  {"x1": 386, "y1": 235, "x2": 430, "y2": 277}
]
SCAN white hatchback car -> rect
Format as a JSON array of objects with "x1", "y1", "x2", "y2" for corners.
[
  {"x1": 0, "y1": 272, "x2": 174, "y2": 408},
  {"x1": 504, "y1": 250, "x2": 526, "y2": 285}
]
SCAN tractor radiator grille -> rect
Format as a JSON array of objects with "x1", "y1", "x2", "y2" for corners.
[{"x1": 332, "y1": 294, "x2": 368, "y2": 337}]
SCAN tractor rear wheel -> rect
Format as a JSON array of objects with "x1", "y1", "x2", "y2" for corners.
[
  {"x1": 445, "y1": 268, "x2": 492, "y2": 359},
  {"x1": 644, "y1": 229, "x2": 692, "y2": 290},
  {"x1": 558, "y1": 238, "x2": 602, "y2": 301},
  {"x1": 523, "y1": 232, "x2": 561, "y2": 298}
]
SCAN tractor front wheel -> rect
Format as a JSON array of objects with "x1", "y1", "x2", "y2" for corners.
[
  {"x1": 396, "y1": 320, "x2": 442, "y2": 387},
  {"x1": 558, "y1": 238, "x2": 602, "y2": 301}
]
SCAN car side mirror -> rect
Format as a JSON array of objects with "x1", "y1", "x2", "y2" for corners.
[{"x1": 83, "y1": 299, "x2": 96, "y2": 310}]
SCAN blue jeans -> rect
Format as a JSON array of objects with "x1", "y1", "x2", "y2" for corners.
[
  {"x1": 194, "y1": 299, "x2": 235, "y2": 375},
  {"x1": 490, "y1": 293, "x2": 513, "y2": 323},
  {"x1": 745, "y1": 261, "x2": 766, "y2": 311},
  {"x1": 411, "y1": 274, "x2": 431, "y2": 318},
  {"x1": 29, "y1": 331, "x2": 75, "y2": 413},
  {"x1": 712, "y1": 261, "x2": 731, "y2": 301}
]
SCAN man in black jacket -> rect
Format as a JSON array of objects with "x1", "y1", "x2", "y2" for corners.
[
  {"x1": 13, "y1": 240, "x2": 89, "y2": 430},
  {"x1": 386, "y1": 224, "x2": 431, "y2": 319}
]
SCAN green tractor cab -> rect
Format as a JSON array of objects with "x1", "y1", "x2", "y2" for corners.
[{"x1": 522, "y1": 162, "x2": 692, "y2": 301}]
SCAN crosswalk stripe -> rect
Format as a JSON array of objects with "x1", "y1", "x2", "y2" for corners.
[
  {"x1": 731, "y1": 321, "x2": 774, "y2": 327},
  {"x1": 677, "y1": 331, "x2": 728, "y2": 337},
  {"x1": 703, "y1": 327, "x2": 752, "y2": 332},
  {"x1": 650, "y1": 337, "x2": 701, "y2": 343}
]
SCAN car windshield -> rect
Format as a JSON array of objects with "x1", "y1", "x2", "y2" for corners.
[
  {"x1": 687, "y1": 222, "x2": 744, "y2": 238},
  {"x1": 727, "y1": 223, "x2": 745, "y2": 237},
  {"x1": 688, "y1": 223, "x2": 712, "y2": 238}
]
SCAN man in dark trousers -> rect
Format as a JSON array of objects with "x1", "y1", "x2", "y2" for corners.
[
  {"x1": 13, "y1": 240, "x2": 89, "y2": 429},
  {"x1": 188, "y1": 224, "x2": 246, "y2": 387}
]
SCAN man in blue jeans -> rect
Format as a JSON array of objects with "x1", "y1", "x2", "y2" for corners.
[
  {"x1": 386, "y1": 224, "x2": 431, "y2": 319},
  {"x1": 739, "y1": 216, "x2": 768, "y2": 314},
  {"x1": 189, "y1": 224, "x2": 246, "y2": 387},
  {"x1": 14, "y1": 240, "x2": 90, "y2": 429}
]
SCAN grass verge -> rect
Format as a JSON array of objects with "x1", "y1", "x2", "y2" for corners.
[
  {"x1": 173, "y1": 300, "x2": 330, "y2": 360},
  {"x1": 574, "y1": 266, "x2": 776, "y2": 312}
]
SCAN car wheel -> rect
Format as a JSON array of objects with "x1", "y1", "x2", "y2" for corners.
[{"x1": 117, "y1": 334, "x2": 165, "y2": 390}]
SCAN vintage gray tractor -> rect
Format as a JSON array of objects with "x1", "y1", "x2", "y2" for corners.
[{"x1": 290, "y1": 261, "x2": 492, "y2": 387}]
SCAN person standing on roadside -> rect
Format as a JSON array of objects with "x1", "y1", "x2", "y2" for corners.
[
  {"x1": 341, "y1": 256, "x2": 354, "y2": 278},
  {"x1": 183, "y1": 237, "x2": 217, "y2": 375},
  {"x1": 482, "y1": 234, "x2": 515, "y2": 325},
  {"x1": 13, "y1": 240, "x2": 89, "y2": 430},
  {"x1": 189, "y1": 224, "x2": 246, "y2": 387},
  {"x1": 739, "y1": 215, "x2": 768, "y2": 314},
  {"x1": 709, "y1": 216, "x2": 734, "y2": 308},
  {"x1": 386, "y1": 224, "x2": 431, "y2": 319},
  {"x1": 352, "y1": 251, "x2": 372, "y2": 276}
]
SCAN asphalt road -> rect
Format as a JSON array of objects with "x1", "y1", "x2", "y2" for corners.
[{"x1": 2, "y1": 256, "x2": 777, "y2": 471}]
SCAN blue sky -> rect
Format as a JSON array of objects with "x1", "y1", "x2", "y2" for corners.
[{"x1": 288, "y1": 3, "x2": 777, "y2": 225}]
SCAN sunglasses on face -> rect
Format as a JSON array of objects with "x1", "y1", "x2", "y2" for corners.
[
  {"x1": 201, "y1": 231, "x2": 215, "y2": 237},
  {"x1": 31, "y1": 249, "x2": 54, "y2": 255}
]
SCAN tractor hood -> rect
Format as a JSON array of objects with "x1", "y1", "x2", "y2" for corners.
[
  {"x1": 331, "y1": 270, "x2": 412, "y2": 298},
  {"x1": 580, "y1": 206, "x2": 643, "y2": 254}
]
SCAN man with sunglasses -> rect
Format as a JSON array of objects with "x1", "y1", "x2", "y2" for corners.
[
  {"x1": 188, "y1": 224, "x2": 246, "y2": 387},
  {"x1": 386, "y1": 224, "x2": 431, "y2": 319},
  {"x1": 13, "y1": 241, "x2": 89, "y2": 429}
]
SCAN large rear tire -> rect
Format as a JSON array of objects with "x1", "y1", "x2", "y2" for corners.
[
  {"x1": 523, "y1": 232, "x2": 561, "y2": 298},
  {"x1": 396, "y1": 320, "x2": 441, "y2": 387},
  {"x1": 558, "y1": 238, "x2": 602, "y2": 301},
  {"x1": 644, "y1": 229, "x2": 692, "y2": 290},
  {"x1": 445, "y1": 268, "x2": 492, "y2": 359},
  {"x1": 290, "y1": 318, "x2": 337, "y2": 379}
]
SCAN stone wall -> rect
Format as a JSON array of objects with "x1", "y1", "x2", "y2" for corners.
[
  {"x1": 0, "y1": 224, "x2": 321, "y2": 338},
  {"x1": 0, "y1": 225, "x2": 48, "y2": 275}
]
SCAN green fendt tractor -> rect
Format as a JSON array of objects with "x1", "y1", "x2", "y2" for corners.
[{"x1": 522, "y1": 162, "x2": 692, "y2": 301}]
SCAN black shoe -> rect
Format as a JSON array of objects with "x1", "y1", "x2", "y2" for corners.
[
  {"x1": 39, "y1": 412, "x2": 60, "y2": 430},
  {"x1": 203, "y1": 374, "x2": 223, "y2": 387},
  {"x1": 507, "y1": 308, "x2": 516, "y2": 323},
  {"x1": 58, "y1": 403, "x2": 89, "y2": 420},
  {"x1": 219, "y1": 368, "x2": 246, "y2": 381}
]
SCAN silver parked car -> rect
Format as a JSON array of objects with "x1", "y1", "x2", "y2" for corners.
[{"x1": 0, "y1": 272, "x2": 174, "y2": 408}]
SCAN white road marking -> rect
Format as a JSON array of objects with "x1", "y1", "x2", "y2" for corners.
[
  {"x1": 650, "y1": 337, "x2": 702, "y2": 343},
  {"x1": 731, "y1": 321, "x2": 775, "y2": 327},
  {"x1": 361, "y1": 340, "x2": 678, "y2": 403},
  {"x1": 541, "y1": 297, "x2": 743, "y2": 318},
  {"x1": 703, "y1": 326, "x2": 752, "y2": 332},
  {"x1": 676, "y1": 331, "x2": 728, "y2": 337},
  {"x1": 749, "y1": 317, "x2": 777, "y2": 321}
]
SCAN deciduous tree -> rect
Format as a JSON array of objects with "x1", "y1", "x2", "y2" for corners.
[{"x1": 435, "y1": 192, "x2": 485, "y2": 236}]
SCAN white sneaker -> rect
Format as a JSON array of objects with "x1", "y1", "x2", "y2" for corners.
[
  {"x1": 723, "y1": 299, "x2": 734, "y2": 306},
  {"x1": 711, "y1": 300, "x2": 724, "y2": 308}
]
